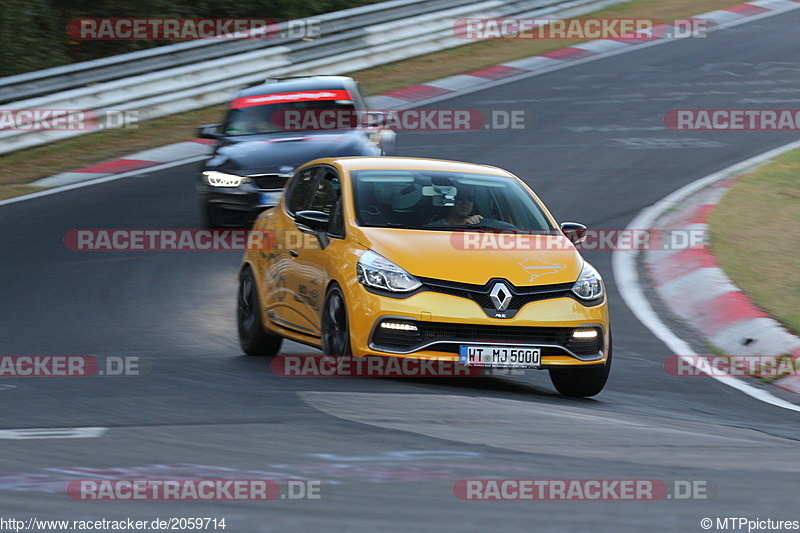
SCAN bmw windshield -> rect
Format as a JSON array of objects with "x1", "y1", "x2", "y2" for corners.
[{"x1": 224, "y1": 90, "x2": 359, "y2": 136}]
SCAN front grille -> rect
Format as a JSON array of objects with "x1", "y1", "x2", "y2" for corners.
[
  {"x1": 419, "y1": 277, "x2": 574, "y2": 314},
  {"x1": 250, "y1": 175, "x2": 287, "y2": 190},
  {"x1": 371, "y1": 321, "x2": 602, "y2": 357},
  {"x1": 418, "y1": 323, "x2": 570, "y2": 344}
]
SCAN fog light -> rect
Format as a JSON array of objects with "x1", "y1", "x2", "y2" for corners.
[
  {"x1": 571, "y1": 329, "x2": 598, "y2": 339},
  {"x1": 380, "y1": 321, "x2": 418, "y2": 331}
]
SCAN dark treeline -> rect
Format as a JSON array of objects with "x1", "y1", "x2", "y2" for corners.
[{"x1": 0, "y1": 0, "x2": 381, "y2": 77}]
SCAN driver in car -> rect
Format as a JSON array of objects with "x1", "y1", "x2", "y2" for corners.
[
  {"x1": 426, "y1": 186, "x2": 518, "y2": 229},
  {"x1": 428, "y1": 188, "x2": 483, "y2": 226}
]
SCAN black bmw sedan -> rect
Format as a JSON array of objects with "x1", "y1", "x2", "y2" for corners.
[{"x1": 196, "y1": 75, "x2": 395, "y2": 227}]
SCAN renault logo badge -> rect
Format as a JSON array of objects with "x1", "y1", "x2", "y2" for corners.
[{"x1": 489, "y1": 282, "x2": 512, "y2": 311}]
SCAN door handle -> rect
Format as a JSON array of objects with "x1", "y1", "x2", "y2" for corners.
[{"x1": 289, "y1": 249, "x2": 299, "y2": 257}]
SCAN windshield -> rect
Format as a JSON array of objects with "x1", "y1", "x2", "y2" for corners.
[
  {"x1": 351, "y1": 169, "x2": 555, "y2": 232},
  {"x1": 224, "y1": 90, "x2": 358, "y2": 136}
]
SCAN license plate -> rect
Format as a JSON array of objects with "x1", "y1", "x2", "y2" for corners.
[{"x1": 458, "y1": 345, "x2": 541, "y2": 367}]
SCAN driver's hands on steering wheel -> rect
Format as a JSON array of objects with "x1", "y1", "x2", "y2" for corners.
[{"x1": 465, "y1": 214, "x2": 484, "y2": 225}]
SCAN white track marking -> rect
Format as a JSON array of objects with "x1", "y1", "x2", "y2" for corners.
[
  {"x1": 0, "y1": 155, "x2": 207, "y2": 208},
  {"x1": 613, "y1": 139, "x2": 800, "y2": 413},
  {"x1": 0, "y1": 427, "x2": 108, "y2": 439}
]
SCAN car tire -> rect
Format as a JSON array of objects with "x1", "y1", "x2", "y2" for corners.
[
  {"x1": 237, "y1": 267, "x2": 282, "y2": 356},
  {"x1": 321, "y1": 283, "x2": 352, "y2": 356},
  {"x1": 548, "y1": 333, "x2": 612, "y2": 397}
]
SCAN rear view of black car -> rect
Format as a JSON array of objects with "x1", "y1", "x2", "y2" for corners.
[{"x1": 196, "y1": 76, "x2": 395, "y2": 227}]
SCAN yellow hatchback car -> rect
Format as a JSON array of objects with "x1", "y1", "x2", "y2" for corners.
[{"x1": 237, "y1": 156, "x2": 611, "y2": 396}]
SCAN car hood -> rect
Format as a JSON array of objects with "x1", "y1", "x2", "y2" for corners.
[
  {"x1": 205, "y1": 130, "x2": 380, "y2": 175},
  {"x1": 356, "y1": 228, "x2": 583, "y2": 287}
]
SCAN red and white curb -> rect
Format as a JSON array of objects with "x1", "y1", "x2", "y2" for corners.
[
  {"x1": 643, "y1": 156, "x2": 800, "y2": 393},
  {"x1": 32, "y1": 139, "x2": 215, "y2": 188},
  {"x1": 614, "y1": 139, "x2": 800, "y2": 410},
  {"x1": 29, "y1": 0, "x2": 800, "y2": 187}
]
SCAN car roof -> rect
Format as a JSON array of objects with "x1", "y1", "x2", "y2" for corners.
[
  {"x1": 321, "y1": 156, "x2": 517, "y2": 178},
  {"x1": 236, "y1": 76, "x2": 356, "y2": 98}
]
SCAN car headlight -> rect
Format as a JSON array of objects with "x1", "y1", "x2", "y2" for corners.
[
  {"x1": 357, "y1": 250, "x2": 422, "y2": 292},
  {"x1": 203, "y1": 171, "x2": 249, "y2": 187},
  {"x1": 571, "y1": 261, "x2": 604, "y2": 300}
]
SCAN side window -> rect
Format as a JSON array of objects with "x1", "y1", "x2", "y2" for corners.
[
  {"x1": 309, "y1": 169, "x2": 340, "y2": 215},
  {"x1": 328, "y1": 198, "x2": 345, "y2": 238},
  {"x1": 311, "y1": 168, "x2": 345, "y2": 238},
  {"x1": 286, "y1": 167, "x2": 319, "y2": 216}
]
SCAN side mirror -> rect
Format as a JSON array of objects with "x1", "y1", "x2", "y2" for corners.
[
  {"x1": 197, "y1": 124, "x2": 222, "y2": 139},
  {"x1": 560, "y1": 222, "x2": 587, "y2": 244},
  {"x1": 295, "y1": 210, "x2": 330, "y2": 250},
  {"x1": 295, "y1": 210, "x2": 329, "y2": 232}
]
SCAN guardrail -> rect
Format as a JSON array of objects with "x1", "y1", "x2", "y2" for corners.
[
  {"x1": 0, "y1": 0, "x2": 473, "y2": 105},
  {"x1": 0, "y1": 0, "x2": 630, "y2": 156}
]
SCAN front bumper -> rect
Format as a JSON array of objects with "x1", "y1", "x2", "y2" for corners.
[
  {"x1": 197, "y1": 177, "x2": 285, "y2": 226},
  {"x1": 344, "y1": 283, "x2": 609, "y2": 368}
]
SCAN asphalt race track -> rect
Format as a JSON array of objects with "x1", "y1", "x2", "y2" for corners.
[{"x1": 2, "y1": 9, "x2": 800, "y2": 532}]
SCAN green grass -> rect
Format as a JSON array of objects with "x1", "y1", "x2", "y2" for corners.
[{"x1": 710, "y1": 150, "x2": 800, "y2": 336}]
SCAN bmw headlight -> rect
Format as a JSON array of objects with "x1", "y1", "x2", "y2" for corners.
[
  {"x1": 357, "y1": 250, "x2": 421, "y2": 292},
  {"x1": 571, "y1": 261, "x2": 604, "y2": 301},
  {"x1": 203, "y1": 171, "x2": 249, "y2": 187}
]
